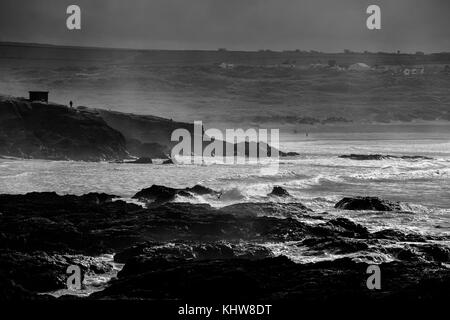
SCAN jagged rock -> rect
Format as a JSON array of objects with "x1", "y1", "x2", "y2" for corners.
[
  {"x1": 0, "y1": 276, "x2": 45, "y2": 301},
  {"x1": 0, "y1": 250, "x2": 112, "y2": 294},
  {"x1": 412, "y1": 244, "x2": 450, "y2": 263},
  {"x1": 1, "y1": 188, "x2": 450, "y2": 301},
  {"x1": 219, "y1": 202, "x2": 311, "y2": 218},
  {"x1": 301, "y1": 237, "x2": 369, "y2": 254},
  {"x1": 132, "y1": 184, "x2": 219, "y2": 203},
  {"x1": 280, "y1": 151, "x2": 300, "y2": 157},
  {"x1": 334, "y1": 197, "x2": 402, "y2": 211},
  {"x1": 114, "y1": 241, "x2": 273, "y2": 264},
  {"x1": 162, "y1": 158, "x2": 174, "y2": 164},
  {"x1": 268, "y1": 186, "x2": 290, "y2": 197},
  {"x1": 132, "y1": 185, "x2": 179, "y2": 202},
  {"x1": 128, "y1": 157, "x2": 153, "y2": 164},
  {"x1": 371, "y1": 229, "x2": 427, "y2": 242},
  {"x1": 90, "y1": 256, "x2": 450, "y2": 301},
  {"x1": 115, "y1": 241, "x2": 275, "y2": 280},
  {"x1": 312, "y1": 218, "x2": 369, "y2": 238},
  {"x1": 125, "y1": 139, "x2": 169, "y2": 159},
  {"x1": 186, "y1": 185, "x2": 217, "y2": 195},
  {"x1": 0, "y1": 192, "x2": 313, "y2": 253}
]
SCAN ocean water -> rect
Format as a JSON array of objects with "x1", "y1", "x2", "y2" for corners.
[
  {"x1": 1, "y1": 137, "x2": 449, "y2": 237},
  {"x1": 2, "y1": 136, "x2": 450, "y2": 296}
]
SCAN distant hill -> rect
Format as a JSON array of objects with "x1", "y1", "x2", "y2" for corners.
[
  {"x1": 1, "y1": 42, "x2": 450, "y2": 127},
  {"x1": 1, "y1": 41, "x2": 450, "y2": 66}
]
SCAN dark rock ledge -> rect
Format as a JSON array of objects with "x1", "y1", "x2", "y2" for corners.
[
  {"x1": 335, "y1": 196, "x2": 402, "y2": 211},
  {"x1": 0, "y1": 189, "x2": 449, "y2": 301}
]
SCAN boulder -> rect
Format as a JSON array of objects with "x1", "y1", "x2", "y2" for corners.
[
  {"x1": 334, "y1": 197, "x2": 402, "y2": 211},
  {"x1": 132, "y1": 184, "x2": 219, "y2": 202},
  {"x1": 132, "y1": 185, "x2": 178, "y2": 202},
  {"x1": 268, "y1": 186, "x2": 290, "y2": 197}
]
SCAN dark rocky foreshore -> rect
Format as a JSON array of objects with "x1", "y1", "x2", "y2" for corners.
[{"x1": 0, "y1": 187, "x2": 449, "y2": 302}]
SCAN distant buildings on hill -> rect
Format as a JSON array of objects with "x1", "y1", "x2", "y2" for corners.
[{"x1": 215, "y1": 59, "x2": 449, "y2": 76}]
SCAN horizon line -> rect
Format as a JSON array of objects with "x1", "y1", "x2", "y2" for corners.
[{"x1": 1, "y1": 40, "x2": 449, "y2": 56}]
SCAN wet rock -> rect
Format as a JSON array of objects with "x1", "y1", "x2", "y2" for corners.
[
  {"x1": 114, "y1": 241, "x2": 273, "y2": 264},
  {"x1": 280, "y1": 151, "x2": 300, "y2": 157},
  {"x1": 0, "y1": 250, "x2": 112, "y2": 294},
  {"x1": 339, "y1": 154, "x2": 433, "y2": 161},
  {"x1": 186, "y1": 185, "x2": 217, "y2": 195},
  {"x1": 128, "y1": 157, "x2": 153, "y2": 164},
  {"x1": 412, "y1": 244, "x2": 450, "y2": 263},
  {"x1": 115, "y1": 241, "x2": 274, "y2": 280},
  {"x1": 301, "y1": 237, "x2": 369, "y2": 254},
  {"x1": 0, "y1": 250, "x2": 68, "y2": 292},
  {"x1": 268, "y1": 186, "x2": 290, "y2": 197},
  {"x1": 1, "y1": 189, "x2": 449, "y2": 301},
  {"x1": 133, "y1": 185, "x2": 179, "y2": 202},
  {"x1": 91, "y1": 256, "x2": 450, "y2": 301},
  {"x1": 162, "y1": 158, "x2": 174, "y2": 164},
  {"x1": 0, "y1": 192, "x2": 317, "y2": 254},
  {"x1": 312, "y1": 218, "x2": 369, "y2": 238},
  {"x1": 133, "y1": 184, "x2": 220, "y2": 203},
  {"x1": 219, "y1": 202, "x2": 311, "y2": 218},
  {"x1": 0, "y1": 276, "x2": 45, "y2": 301},
  {"x1": 371, "y1": 229, "x2": 427, "y2": 242},
  {"x1": 334, "y1": 197, "x2": 402, "y2": 211}
]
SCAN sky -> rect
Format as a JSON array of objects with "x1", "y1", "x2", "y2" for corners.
[{"x1": 0, "y1": 0, "x2": 449, "y2": 52}]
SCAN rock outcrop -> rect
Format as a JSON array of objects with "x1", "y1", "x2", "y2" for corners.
[
  {"x1": 90, "y1": 255, "x2": 450, "y2": 301},
  {"x1": 268, "y1": 186, "x2": 290, "y2": 197},
  {"x1": 339, "y1": 154, "x2": 434, "y2": 161},
  {"x1": 0, "y1": 95, "x2": 298, "y2": 161},
  {"x1": 334, "y1": 197, "x2": 402, "y2": 211},
  {"x1": 0, "y1": 96, "x2": 128, "y2": 161},
  {"x1": 162, "y1": 158, "x2": 174, "y2": 164},
  {"x1": 1, "y1": 189, "x2": 449, "y2": 302},
  {"x1": 128, "y1": 157, "x2": 153, "y2": 164},
  {"x1": 132, "y1": 184, "x2": 220, "y2": 203}
]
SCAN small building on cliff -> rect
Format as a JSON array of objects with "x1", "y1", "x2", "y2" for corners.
[{"x1": 29, "y1": 91, "x2": 49, "y2": 103}]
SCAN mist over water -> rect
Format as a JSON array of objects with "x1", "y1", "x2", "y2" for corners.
[{"x1": 2, "y1": 46, "x2": 450, "y2": 128}]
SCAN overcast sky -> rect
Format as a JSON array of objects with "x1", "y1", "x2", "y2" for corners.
[{"x1": 0, "y1": 0, "x2": 449, "y2": 52}]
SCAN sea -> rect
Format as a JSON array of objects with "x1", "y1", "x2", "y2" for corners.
[
  {"x1": 2, "y1": 130, "x2": 450, "y2": 297},
  {"x1": 1, "y1": 135, "x2": 449, "y2": 236}
]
